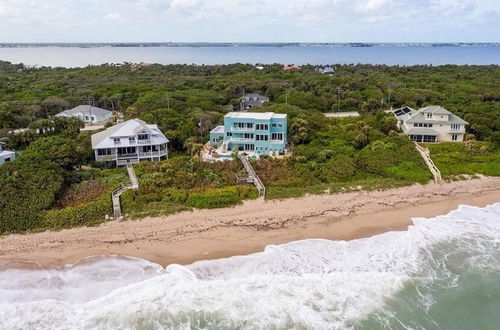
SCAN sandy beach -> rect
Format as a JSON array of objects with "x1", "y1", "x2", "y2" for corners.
[{"x1": 1, "y1": 176, "x2": 499, "y2": 267}]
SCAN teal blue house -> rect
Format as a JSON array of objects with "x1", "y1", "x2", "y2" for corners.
[{"x1": 209, "y1": 112, "x2": 288, "y2": 157}]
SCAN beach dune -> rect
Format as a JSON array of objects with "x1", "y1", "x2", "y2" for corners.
[{"x1": 1, "y1": 177, "x2": 499, "y2": 267}]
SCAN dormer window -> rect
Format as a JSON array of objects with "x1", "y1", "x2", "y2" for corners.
[
  {"x1": 129, "y1": 137, "x2": 135, "y2": 143},
  {"x1": 138, "y1": 133, "x2": 149, "y2": 141},
  {"x1": 113, "y1": 138, "x2": 120, "y2": 144},
  {"x1": 426, "y1": 113, "x2": 432, "y2": 119}
]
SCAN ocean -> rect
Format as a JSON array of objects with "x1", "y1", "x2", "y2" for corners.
[
  {"x1": 1, "y1": 203, "x2": 499, "y2": 329},
  {"x1": 0, "y1": 44, "x2": 499, "y2": 67}
]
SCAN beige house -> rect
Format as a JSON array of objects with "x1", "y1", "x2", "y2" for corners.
[{"x1": 394, "y1": 106, "x2": 468, "y2": 142}]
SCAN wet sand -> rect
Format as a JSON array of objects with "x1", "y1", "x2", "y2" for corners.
[{"x1": 1, "y1": 177, "x2": 499, "y2": 267}]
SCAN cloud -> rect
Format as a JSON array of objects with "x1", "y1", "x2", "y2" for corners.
[{"x1": 0, "y1": 0, "x2": 497, "y2": 42}]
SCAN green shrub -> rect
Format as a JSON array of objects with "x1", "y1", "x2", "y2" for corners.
[
  {"x1": 41, "y1": 196, "x2": 112, "y2": 230},
  {"x1": 187, "y1": 192, "x2": 241, "y2": 209},
  {"x1": 386, "y1": 161, "x2": 431, "y2": 183},
  {"x1": 427, "y1": 142, "x2": 500, "y2": 177}
]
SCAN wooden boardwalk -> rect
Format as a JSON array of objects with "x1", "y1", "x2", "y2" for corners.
[
  {"x1": 238, "y1": 154, "x2": 266, "y2": 197},
  {"x1": 111, "y1": 163, "x2": 139, "y2": 219},
  {"x1": 415, "y1": 143, "x2": 442, "y2": 184}
]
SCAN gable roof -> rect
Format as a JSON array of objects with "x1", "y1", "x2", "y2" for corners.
[
  {"x1": 394, "y1": 105, "x2": 469, "y2": 125},
  {"x1": 419, "y1": 105, "x2": 453, "y2": 115},
  {"x1": 58, "y1": 105, "x2": 111, "y2": 117},
  {"x1": 91, "y1": 119, "x2": 168, "y2": 149}
]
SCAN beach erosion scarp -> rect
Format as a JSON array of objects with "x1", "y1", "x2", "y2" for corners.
[{"x1": 0, "y1": 176, "x2": 499, "y2": 267}]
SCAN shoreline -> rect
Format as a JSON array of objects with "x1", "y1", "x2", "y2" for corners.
[{"x1": 1, "y1": 177, "x2": 499, "y2": 268}]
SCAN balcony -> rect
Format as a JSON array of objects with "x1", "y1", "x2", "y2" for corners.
[
  {"x1": 95, "y1": 155, "x2": 116, "y2": 162},
  {"x1": 231, "y1": 127, "x2": 254, "y2": 132},
  {"x1": 117, "y1": 154, "x2": 139, "y2": 160},
  {"x1": 138, "y1": 149, "x2": 167, "y2": 157},
  {"x1": 230, "y1": 137, "x2": 254, "y2": 142},
  {"x1": 137, "y1": 139, "x2": 151, "y2": 144}
]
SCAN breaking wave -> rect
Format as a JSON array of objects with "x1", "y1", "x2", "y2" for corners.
[{"x1": 1, "y1": 203, "x2": 499, "y2": 329}]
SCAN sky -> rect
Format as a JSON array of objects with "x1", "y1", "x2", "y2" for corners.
[{"x1": 0, "y1": 0, "x2": 498, "y2": 42}]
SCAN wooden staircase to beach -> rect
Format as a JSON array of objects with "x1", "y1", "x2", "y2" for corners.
[
  {"x1": 415, "y1": 143, "x2": 442, "y2": 184},
  {"x1": 237, "y1": 154, "x2": 266, "y2": 197},
  {"x1": 111, "y1": 163, "x2": 139, "y2": 219}
]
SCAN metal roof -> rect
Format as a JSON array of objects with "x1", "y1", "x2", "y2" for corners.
[
  {"x1": 406, "y1": 128, "x2": 439, "y2": 135},
  {"x1": 91, "y1": 119, "x2": 169, "y2": 149},
  {"x1": 400, "y1": 106, "x2": 468, "y2": 125}
]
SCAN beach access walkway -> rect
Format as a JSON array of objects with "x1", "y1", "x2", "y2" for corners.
[
  {"x1": 324, "y1": 111, "x2": 360, "y2": 118},
  {"x1": 238, "y1": 154, "x2": 266, "y2": 197},
  {"x1": 415, "y1": 143, "x2": 442, "y2": 184},
  {"x1": 111, "y1": 163, "x2": 139, "y2": 219}
]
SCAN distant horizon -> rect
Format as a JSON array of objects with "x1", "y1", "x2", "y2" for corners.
[{"x1": 1, "y1": 42, "x2": 499, "y2": 46}]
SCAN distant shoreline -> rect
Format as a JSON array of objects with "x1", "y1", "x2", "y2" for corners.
[
  {"x1": 1, "y1": 42, "x2": 499, "y2": 48},
  {"x1": 1, "y1": 177, "x2": 499, "y2": 268}
]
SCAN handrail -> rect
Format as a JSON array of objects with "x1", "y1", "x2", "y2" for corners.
[
  {"x1": 110, "y1": 165, "x2": 140, "y2": 219},
  {"x1": 238, "y1": 154, "x2": 266, "y2": 197},
  {"x1": 414, "y1": 143, "x2": 442, "y2": 184}
]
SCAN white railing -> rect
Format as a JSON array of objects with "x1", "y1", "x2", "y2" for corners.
[
  {"x1": 230, "y1": 138, "x2": 254, "y2": 142},
  {"x1": 138, "y1": 150, "x2": 167, "y2": 157},
  {"x1": 231, "y1": 127, "x2": 254, "y2": 131}
]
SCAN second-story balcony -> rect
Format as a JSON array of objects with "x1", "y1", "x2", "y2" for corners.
[
  {"x1": 231, "y1": 126, "x2": 254, "y2": 132},
  {"x1": 229, "y1": 137, "x2": 254, "y2": 142}
]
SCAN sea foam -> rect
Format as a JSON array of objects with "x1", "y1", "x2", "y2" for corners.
[{"x1": 1, "y1": 203, "x2": 499, "y2": 329}]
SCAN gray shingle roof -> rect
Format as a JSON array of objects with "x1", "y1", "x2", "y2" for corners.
[
  {"x1": 241, "y1": 94, "x2": 269, "y2": 107},
  {"x1": 59, "y1": 105, "x2": 111, "y2": 116}
]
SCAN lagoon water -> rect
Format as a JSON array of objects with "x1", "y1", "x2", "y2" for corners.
[
  {"x1": 0, "y1": 45, "x2": 500, "y2": 67},
  {"x1": 1, "y1": 203, "x2": 499, "y2": 329}
]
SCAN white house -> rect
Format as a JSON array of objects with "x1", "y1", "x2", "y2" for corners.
[
  {"x1": 0, "y1": 142, "x2": 16, "y2": 165},
  {"x1": 394, "y1": 106, "x2": 468, "y2": 142},
  {"x1": 56, "y1": 105, "x2": 112, "y2": 124},
  {"x1": 91, "y1": 119, "x2": 169, "y2": 167}
]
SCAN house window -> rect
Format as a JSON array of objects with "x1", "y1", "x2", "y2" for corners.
[
  {"x1": 423, "y1": 135, "x2": 436, "y2": 143},
  {"x1": 256, "y1": 135, "x2": 269, "y2": 141},
  {"x1": 272, "y1": 123, "x2": 277, "y2": 128},
  {"x1": 278, "y1": 124, "x2": 283, "y2": 128},
  {"x1": 138, "y1": 134, "x2": 149, "y2": 140},
  {"x1": 256, "y1": 124, "x2": 269, "y2": 130},
  {"x1": 414, "y1": 123, "x2": 418, "y2": 127},
  {"x1": 129, "y1": 137, "x2": 135, "y2": 143},
  {"x1": 452, "y1": 134, "x2": 458, "y2": 141},
  {"x1": 426, "y1": 113, "x2": 432, "y2": 119},
  {"x1": 97, "y1": 149, "x2": 112, "y2": 156},
  {"x1": 429, "y1": 124, "x2": 433, "y2": 128},
  {"x1": 113, "y1": 138, "x2": 121, "y2": 144},
  {"x1": 226, "y1": 132, "x2": 232, "y2": 137},
  {"x1": 418, "y1": 123, "x2": 423, "y2": 127},
  {"x1": 271, "y1": 133, "x2": 283, "y2": 140},
  {"x1": 451, "y1": 124, "x2": 460, "y2": 131}
]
